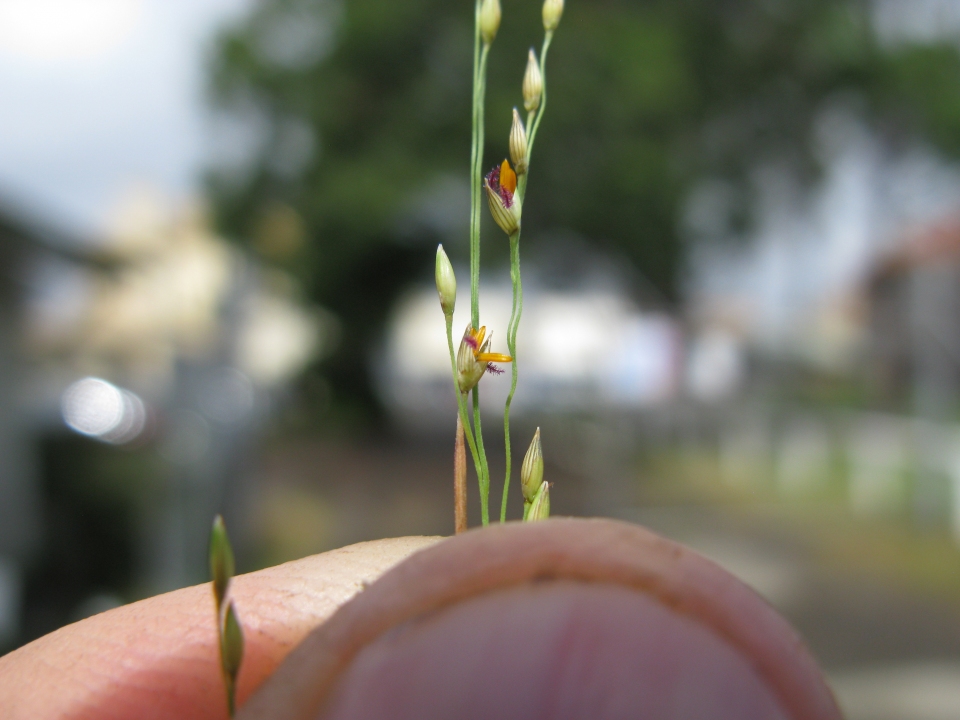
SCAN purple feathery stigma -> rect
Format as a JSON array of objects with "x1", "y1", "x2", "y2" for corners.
[
  {"x1": 485, "y1": 164, "x2": 514, "y2": 208},
  {"x1": 486, "y1": 164, "x2": 500, "y2": 189},
  {"x1": 486, "y1": 363, "x2": 504, "y2": 375}
]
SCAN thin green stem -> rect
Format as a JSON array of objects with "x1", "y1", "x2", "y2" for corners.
[
  {"x1": 226, "y1": 676, "x2": 236, "y2": 717},
  {"x1": 472, "y1": 0, "x2": 481, "y2": 80},
  {"x1": 500, "y1": 230, "x2": 522, "y2": 522},
  {"x1": 472, "y1": 385, "x2": 491, "y2": 525},
  {"x1": 466, "y1": 7, "x2": 493, "y2": 520},
  {"x1": 518, "y1": 110, "x2": 536, "y2": 200},
  {"x1": 469, "y1": 0, "x2": 480, "y2": 327},
  {"x1": 470, "y1": 42, "x2": 491, "y2": 329},
  {"x1": 445, "y1": 317, "x2": 484, "y2": 513}
]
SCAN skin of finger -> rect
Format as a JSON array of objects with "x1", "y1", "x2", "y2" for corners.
[{"x1": 0, "y1": 536, "x2": 441, "y2": 720}]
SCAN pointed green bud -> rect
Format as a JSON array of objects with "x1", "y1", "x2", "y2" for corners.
[
  {"x1": 520, "y1": 427, "x2": 543, "y2": 503},
  {"x1": 220, "y1": 599, "x2": 245, "y2": 715},
  {"x1": 221, "y1": 600, "x2": 245, "y2": 681},
  {"x1": 479, "y1": 0, "x2": 501, "y2": 45},
  {"x1": 209, "y1": 515, "x2": 235, "y2": 609},
  {"x1": 526, "y1": 480, "x2": 551, "y2": 521},
  {"x1": 435, "y1": 244, "x2": 457, "y2": 316},
  {"x1": 509, "y1": 108, "x2": 528, "y2": 176},
  {"x1": 542, "y1": 0, "x2": 564, "y2": 31},
  {"x1": 523, "y1": 49, "x2": 542, "y2": 113}
]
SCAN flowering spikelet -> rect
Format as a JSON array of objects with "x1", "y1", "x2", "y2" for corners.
[
  {"x1": 457, "y1": 324, "x2": 512, "y2": 393},
  {"x1": 484, "y1": 159, "x2": 521, "y2": 235}
]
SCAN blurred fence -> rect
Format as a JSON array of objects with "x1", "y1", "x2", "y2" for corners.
[{"x1": 708, "y1": 406, "x2": 960, "y2": 535}]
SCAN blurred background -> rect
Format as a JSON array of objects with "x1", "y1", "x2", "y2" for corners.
[{"x1": 4, "y1": 0, "x2": 960, "y2": 716}]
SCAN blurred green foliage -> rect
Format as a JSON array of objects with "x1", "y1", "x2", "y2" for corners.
[{"x1": 207, "y1": 0, "x2": 960, "y2": 416}]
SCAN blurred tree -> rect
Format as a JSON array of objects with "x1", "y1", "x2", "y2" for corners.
[{"x1": 207, "y1": 0, "x2": 960, "y2": 419}]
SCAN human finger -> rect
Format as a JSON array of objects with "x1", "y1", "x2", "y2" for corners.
[{"x1": 0, "y1": 536, "x2": 440, "y2": 720}]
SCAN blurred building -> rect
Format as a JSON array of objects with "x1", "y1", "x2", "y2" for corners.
[
  {"x1": 867, "y1": 216, "x2": 960, "y2": 416},
  {"x1": 376, "y1": 243, "x2": 684, "y2": 434},
  {"x1": 0, "y1": 205, "x2": 68, "y2": 646},
  {"x1": 0, "y1": 190, "x2": 329, "y2": 648},
  {"x1": 686, "y1": 110, "x2": 960, "y2": 379}
]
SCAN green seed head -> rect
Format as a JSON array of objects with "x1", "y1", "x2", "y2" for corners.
[
  {"x1": 209, "y1": 515, "x2": 235, "y2": 608},
  {"x1": 520, "y1": 428, "x2": 544, "y2": 503}
]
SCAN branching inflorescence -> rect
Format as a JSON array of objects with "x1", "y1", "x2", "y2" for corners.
[
  {"x1": 206, "y1": 5, "x2": 565, "y2": 712},
  {"x1": 436, "y1": 0, "x2": 563, "y2": 530}
]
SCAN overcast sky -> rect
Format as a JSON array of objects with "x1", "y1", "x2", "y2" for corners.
[{"x1": 0, "y1": 0, "x2": 253, "y2": 243}]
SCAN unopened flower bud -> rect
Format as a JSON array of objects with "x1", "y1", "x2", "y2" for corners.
[
  {"x1": 520, "y1": 428, "x2": 543, "y2": 503},
  {"x1": 209, "y1": 515, "x2": 234, "y2": 609},
  {"x1": 523, "y1": 49, "x2": 542, "y2": 113},
  {"x1": 542, "y1": 0, "x2": 564, "y2": 32},
  {"x1": 435, "y1": 244, "x2": 457, "y2": 316},
  {"x1": 484, "y1": 159, "x2": 521, "y2": 236},
  {"x1": 526, "y1": 480, "x2": 551, "y2": 521},
  {"x1": 509, "y1": 108, "x2": 528, "y2": 175},
  {"x1": 479, "y1": 0, "x2": 501, "y2": 45}
]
